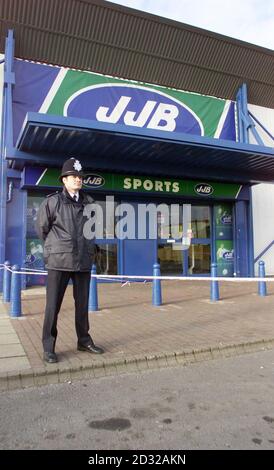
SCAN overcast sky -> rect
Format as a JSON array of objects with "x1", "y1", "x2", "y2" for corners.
[{"x1": 108, "y1": 0, "x2": 274, "y2": 50}]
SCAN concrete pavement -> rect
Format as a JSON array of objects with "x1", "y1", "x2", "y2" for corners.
[{"x1": 1, "y1": 279, "x2": 274, "y2": 391}]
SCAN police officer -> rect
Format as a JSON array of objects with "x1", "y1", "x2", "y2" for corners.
[{"x1": 36, "y1": 157, "x2": 104, "y2": 363}]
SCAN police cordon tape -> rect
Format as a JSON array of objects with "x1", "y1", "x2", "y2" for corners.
[
  {"x1": 1, "y1": 261, "x2": 270, "y2": 316},
  {"x1": 0, "y1": 264, "x2": 137, "y2": 283},
  {"x1": 23, "y1": 267, "x2": 47, "y2": 273},
  {"x1": 1, "y1": 263, "x2": 273, "y2": 282}
]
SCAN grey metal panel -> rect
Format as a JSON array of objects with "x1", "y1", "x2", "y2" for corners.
[{"x1": 0, "y1": 0, "x2": 273, "y2": 107}]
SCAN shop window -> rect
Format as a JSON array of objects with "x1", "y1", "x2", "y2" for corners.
[
  {"x1": 188, "y1": 244, "x2": 211, "y2": 274},
  {"x1": 26, "y1": 195, "x2": 46, "y2": 286},
  {"x1": 214, "y1": 203, "x2": 234, "y2": 277},
  {"x1": 94, "y1": 244, "x2": 117, "y2": 275},
  {"x1": 191, "y1": 206, "x2": 210, "y2": 238},
  {"x1": 158, "y1": 244, "x2": 183, "y2": 275},
  {"x1": 91, "y1": 199, "x2": 118, "y2": 239},
  {"x1": 157, "y1": 203, "x2": 182, "y2": 240}
]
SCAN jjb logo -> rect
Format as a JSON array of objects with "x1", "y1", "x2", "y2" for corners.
[
  {"x1": 221, "y1": 214, "x2": 232, "y2": 224},
  {"x1": 222, "y1": 251, "x2": 234, "y2": 260},
  {"x1": 26, "y1": 254, "x2": 35, "y2": 263},
  {"x1": 83, "y1": 174, "x2": 105, "y2": 188},
  {"x1": 64, "y1": 84, "x2": 203, "y2": 135},
  {"x1": 194, "y1": 183, "x2": 214, "y2": 196}
]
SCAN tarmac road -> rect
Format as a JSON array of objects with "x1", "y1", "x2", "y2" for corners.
[{"x1": 0, "y1": 349, "x2": 274, "y2": 450}]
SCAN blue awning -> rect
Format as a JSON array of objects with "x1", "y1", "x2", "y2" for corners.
[{"x1": 14, "y1": 112, "x2": 274, "y2": 184}]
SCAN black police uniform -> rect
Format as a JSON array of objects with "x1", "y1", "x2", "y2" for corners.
[{"x1": 36, "y1": 158, "x2": 103, "y2": 359}]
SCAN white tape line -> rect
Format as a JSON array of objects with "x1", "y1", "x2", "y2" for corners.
[
  {"x1": 23, "y1": 267, "x2": 47, "y2": 272},
  {"x1": 94, "y1": 274, "x2": 274, "y2": 282},
  {"x1": 5, "y1": 266, "x2": 47, "y2": 275},
  {"x1": 2, "y1": 265, "x2": 273, "y2": 282},
  {"x1": 15, "y1": 271, "x2": 47, "y2": 275}
]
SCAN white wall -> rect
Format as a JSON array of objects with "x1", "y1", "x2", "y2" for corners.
[
  {"x1": 252, "y1": 183, "x2": 274, "y2": 275},
  {"x1": 248, "y1": 103, "x2": 274, "y2": 147},
  {"x1": 250, "y1": 104, "x2": 274, "y2": 275}
]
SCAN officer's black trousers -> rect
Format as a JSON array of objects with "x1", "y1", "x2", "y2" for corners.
[{"x1": 42, "y1": 270, "x2": 92, "y2": 353}]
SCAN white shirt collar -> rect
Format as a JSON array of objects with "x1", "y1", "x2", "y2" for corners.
[{"x1": 68, "y1": 191, "x2": 79, "y2": 201}]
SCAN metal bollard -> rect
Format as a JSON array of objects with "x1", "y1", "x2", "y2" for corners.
[
  {"x1": 152, "y1": 263, "x2": 162, "y2": 306},
  {"x1": 258, "y1": 260, "x2": 267, "y2": 296},
  {"x1": 10, "y1": 265, "x2": 22, "y2": 317},
  {"x1": 210, "y1": 262, "x2": 220, "y2": 302},
  {"x1": 88, "y1": 264, "x2": 98, "y2": 312},
  {"x1": 3, "y1": 261, "x2": 11, "y2": 303}
]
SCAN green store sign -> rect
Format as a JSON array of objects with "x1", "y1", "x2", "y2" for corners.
[{"x1": 25, "y1": 168, "x2": 242, "y2": 199}]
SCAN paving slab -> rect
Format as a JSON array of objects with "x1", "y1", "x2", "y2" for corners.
[
  {"x1": 0, "y1": 356, "x2": 31, "y2": 373},
  {"x1": 0, "y1": 280, "x2": 274, "y2": 390}
]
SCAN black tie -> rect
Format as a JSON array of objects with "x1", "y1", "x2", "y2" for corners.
[{"x1": 73, "y1": 194, "x2": 77, "y2": 202}]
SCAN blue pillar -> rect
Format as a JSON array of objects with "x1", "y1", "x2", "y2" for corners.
[
  {"x1": 210, "y1": 263, "x2": 219, "y2": 302},
  {"x1": 258, "y1": 260, "x2": 267, "y2": 297},
  {"x1": 152, "y1": 263, "x2": 162, "y2": 306},
  {"x1": 240, "y1": 83, "x2": 249, "y2": 144},
  {"x1": 0, "y1": 30, "x2": 15, "y2": 293},
  {"x1": 235, "y1": 200, "x2": 249, "y2": 277},
  {"x1": 88, "y1": 264, "x2": 98, "y2": 312},
  {"x1": 10, "y1": 264, "x2": 22, "y2": 317},
  {"x1": 236, "y1": 83, "x2": 266, "y2": 146},
  {"x1": 3, "y1": 260, "x2": 11, "y2": 302},
  {"x1": 248, "y1": 187, "x2": 255, "y2": 277}
]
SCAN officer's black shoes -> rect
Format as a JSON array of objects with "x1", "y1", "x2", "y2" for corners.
[
  {"x1": 43, "y1": 351, "x2": 58, "y2": 363},
  {"x1": 77, "y1": 341, "x2": 104, "y2": 354}
]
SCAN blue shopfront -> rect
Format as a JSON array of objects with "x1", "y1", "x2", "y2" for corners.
[
  {"x1": 1, "y1": 31, "x2": 274, "y2": 288},
  {"x1": 22, "y1": 167, "x2": 250, "y2": 284}
]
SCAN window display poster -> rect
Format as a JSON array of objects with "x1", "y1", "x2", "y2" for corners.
[
  {"x1": 215, "y1": 203, "x2": 233, "y2": 239},
  {"x1": 27, "y1": 196, "x2": 44, "y2": 237},
  {"x1": 25, "y1": 238, "x2": 45, "y2": 286},
  {"x1": 216, "y1": 240, "x2": 234, "y2": 277}
]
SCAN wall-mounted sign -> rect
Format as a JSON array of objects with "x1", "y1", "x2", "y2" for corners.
[
  {"x1": 83, "y1": 174, "x2": 105, "y2": 188},
  {"x1": 12, "y1": 59, "x2": 236, "y2": 144},
  {"x1": 194, "y1": 183, "x2": 214, "y2": 196},
  {"x1": 24, "y1": 168, "x2": 242, "y2": 200}
]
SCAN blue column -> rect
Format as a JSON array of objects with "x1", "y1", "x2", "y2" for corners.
[
  {"x1": 3, "y1": 260, "x2": 11, "y2": 302},
  {"x1": 240, "y1": 83, "x2": 249, "y2": 144},
  {"x1": 247, "y1": 187, "x2": 255, "y2": 277},
  {"x1": 258, "y1": 260, "x2": 267, "y2": 296},
  {"x1": 235, "y1": 200, "x2": 249, "y2": 277},
  {"x1": 210, "y1": 262, "x2": 219, "y2": 301},
  {"x1": 88, "y1": 264, "x2": 98, "y2": 312},
  {"x1": 10, "y1": 264, "x2": 22, "y2": 317},
  {"x1": 0, "y1": 30, "x2": 15, "y2": 293},
  {"x1": 152, "y1": 263, "x2": 162, "y2": 306}
]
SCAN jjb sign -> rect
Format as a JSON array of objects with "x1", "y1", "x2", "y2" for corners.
[
  {"x1": 64, "y1": 84, "x2": 203, "y2": 135},
  {"x1": 12, "y1": 60, "x2": 236, "y2": 142}
]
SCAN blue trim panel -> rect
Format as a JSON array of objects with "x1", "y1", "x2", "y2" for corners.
[
  {"x1": 8, "y1": 112, "x2": 274, "y2": 184},
  {"x1": 16, "y1": 112, "x2": 274, "y2": 157}
]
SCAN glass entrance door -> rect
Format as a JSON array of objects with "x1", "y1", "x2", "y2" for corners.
[
  {"x1": 157, "y1": 202, "x2": 184, "y2": 275},
  {"x1": 187, "y1": 244, "x2": 211, "y2": 275},
  {"x1": 157, "y1": 204, "x2": 211, "y2": 276},
  {"x1": 185, "y1": 205, "x2": 211, "y2": 275}
]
